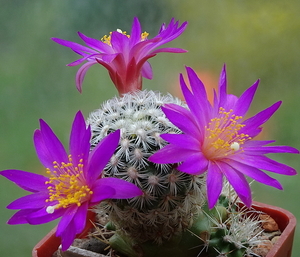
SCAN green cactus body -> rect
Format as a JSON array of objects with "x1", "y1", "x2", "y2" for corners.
[
  {"x1": 107, "y1": 200, "x2": 261, "y2": 257},
  {"x1": 87, "y1": 90, "x2": 207, "y2": 244}
]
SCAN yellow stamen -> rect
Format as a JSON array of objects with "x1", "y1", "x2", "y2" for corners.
[
  {"x1": 203, "y1": 108, "x2": 251, "y2": 159},
  {"x1": 45, "y1": 155, "x2": 93, "y2": 211},
  {"x1": 101, "y1": 30, "x2": 149, "y2": 46},
  {"x1": 141, "y1": 31, "x2": 149, "y2": 40}
]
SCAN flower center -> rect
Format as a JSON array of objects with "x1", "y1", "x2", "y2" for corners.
[
  {"x1": 45, "y1": 155, "x2": 93, "y2": 213},
  {"x1": 101, "y1": 29, "x2": 149, "y2": 46},
  {"x1": 203, "y1": 107, "x2": 251, "y2": 159}
]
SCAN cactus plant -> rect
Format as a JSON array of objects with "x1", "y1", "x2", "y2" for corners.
[
  {"x1": 1, "y1": 17, "x2": 298, "y2": 257},
  {"x1": 47, "y1": 17, "x2": 300, "y2": 257}
]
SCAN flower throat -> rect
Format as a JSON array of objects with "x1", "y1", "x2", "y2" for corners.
[
  {"x1": 203, "y1": 107, "x2": 251, "y2": 159},
  {"x1": 45, "y1": 155, "x2": 93, "y2": 213}
]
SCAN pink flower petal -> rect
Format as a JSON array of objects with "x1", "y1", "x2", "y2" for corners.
[
  {"x1": 92, "y1": 178, "x2": 142, "y2": 201},
  {"x1": 60, "y1": 219, "x2": 77, "y2": 251},
  {"x1": 161, "y1": 105, "x2": 201, "y2": 137},
  {"x1": 234, "y1": 80, "x2": 259, "y2": 117},
  {"x1": 37, "y1": 119, "x2": 68, "y2": 166},
  {"x1": 69, "y1": 111, "x2": 91, "y2": 167},
  {"x1": 241, "y1": 101, "x2": 282, "y2": 137},
  {"x1": 75, "y1": 61, "x2": 97, "y2": 92},
  {"x1": 7, "y1": 191, "x2": 49, "y2": 210},
  {"x1": 77, "y1": 32, "x2": 113, "y2": 53},
  {"x1": 149, "y1": 144, "x2": 198, "y2": 164},
  {"x1": 87, "y1": 130, "x2": 120, "y2": 183},
  {"x1": 56, "y1": 205, "x2": 78, "y2": 237},
  {"x1": 7, "y1": 209, "x2": 38, "y2": 225},
  {"x1": 0, "y1": 169, "x2": 48, "y2": 192},
  {"x1": 226, "y1": 159, "x2": 283, "y2": 189},
  {"x1": 220, "y1": 162, "x2": 252, "y2": 208},
  {"x1": 231, "y1": 154, "x2": 297, "y2": 175},
  {"x1": 160, "y1": 133, "x2": 200, "y2": 150},
  {"x1": 177, "y1": 153, "x2": 208, "y2": 175},
  {"x1": 26, "y1": 207, "x2": 65, "y2": 225},
  {"x1": 207, "y1": 162, "x2": 223, "y2": 209},
  {"x1": 74, "y1": 202, "x2": 89, "y2": 234}
]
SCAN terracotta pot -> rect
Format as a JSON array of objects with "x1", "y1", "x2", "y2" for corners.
[{"x1": 32, "y1": 201, "x2": 296, "y2": 257}]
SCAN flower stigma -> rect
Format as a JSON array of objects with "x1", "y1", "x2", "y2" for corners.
[
  {"x1": 45, "y1": 155, "x2": 93, "y2": 213},
  {"x1": 203, "y1": 107, "x2": 251, "y2": 159},
  {"x1": 230, "y1": 142, "x2": 240, "y2": 151}
]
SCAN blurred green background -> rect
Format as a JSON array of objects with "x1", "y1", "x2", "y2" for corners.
[{"x1": 0, "y1": 0, "x2": 299, "y2": 256}]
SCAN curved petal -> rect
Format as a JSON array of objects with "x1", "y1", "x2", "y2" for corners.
[
  {"x1": 0, "y1": 169, "x2": 48, "y2": 192},
  {"x1": 110, "y1": 31, "x2": 129, "y2": 53},
  {"x1": 33, "y1": 130, "x2": 57, "y2": 169},
  {"x1": 87, "y1": 130, "x2": 120, "y2": 183},
  {"x1": 92, "y1": 178, "x2": 142, "y2": 201},
  {"x1": 230, "y1": 154, "x2": 297, "y2": 175},
  {"x1": 207, "y1": 162, "x2": 223, "y2": 209},
  {"x1": 241, "y1": 101, "x2": 281, "y2": 137},
  {"x1": 180, "y1": 71, "x2": 209, "y2": 129},
  {"x1": 162, "y1": 105, "x2": 201, "y2": 137},
  {"x1": 225, "y1": 159, "x2": 283, "y2": 189},
  {"x1": 69, "y1": 111, "x2": 91, "y2": 166},
  {"x1": 26, "y1": 207, "x2": 65, "y2": 225},
  {"x1": 129, "y1": 17, "x2": 142, "y2": 46},
  {"x1": 90, "y1": 185, "x2": 116, "y2": 204},
  {"x1": 150, "y1": 47, "x2": 187, "y2": 54},
  {"x1": 75, "y1": 61, "x2": 97, "y2": 92},
  {"x1": 37, "y1": 119, "x2": 68, "y2": 166},
  {"x1": 141, "y1": 61, "x2": 153, "y2": 79},
  {"x1": 141, "y1": 62, "x2": 153, "y2": 79},
  {"x1": 220, "y1": 162, "x2": 252, "y2": 208},
  {"x1": 67, "y1": 56, "x2": 87, "y2": 66},
  {"x1": 7, "y1": 209, "x2": 39, "y2": 225},
  {"x1": 130, "y1": 38, "x2": 161, "y2": 59},
  {"x1": 160, "y1": 133, "x2": 200, "y2": 151},
  {"x1": 51, "y1": 37, "x2": 97, "y2": 54},
  {"x1": 7, "y1": 191, "x2": 49, "y2": 210},
  {"x1": 60, "y1": 218, "x2": 77, "y2": 251},
  {"x1": 74, "y1": 202, "x2": 89, "y2": 234},
  {"x1": 243, "y1": 140, "x2": 276, "y2": 147},
  {"x1": 245, "y1": 145, "x2": 299, "y2": 155},
  {"x1": 149, "y1": 144, "x2": 198, "y2": 164},
  {"x1": 234, "y1": 80, "x2": 259, "y2": 117},
  {"x1": 147, "y1": 19, "x2": 188, "y2": 50},
  {"x1": 185, "y1": 67, "x2": 208, "y2": 100},
  {"x1": 177, "y1": 153, "x2": 209, "y2": 175},
  {"x1": 77, "y1": 32, "x2": 112, "y2": 53},
  {"x1": 218, "y1": 65, "x2": 227, "y2": 108},
  {"x1": 56, "y1": 205, "x2": 78, "y2": 237}
]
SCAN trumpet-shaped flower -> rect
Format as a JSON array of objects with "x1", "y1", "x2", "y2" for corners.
[
  {"x1": 0, "y1": 111, "x2": 142, "y2": 251},
  {"x1": 52, "y1": 17, "x2": 187, "y2": 95},
  {"x1": 150, "y1": 66, "x2": 298, "y2": 209}
]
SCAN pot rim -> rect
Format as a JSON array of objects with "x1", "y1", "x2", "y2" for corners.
[
  {"x1": 32, "y1": 201, "x2": 296, "y2": 257},
  {"x1": 252, "y1": 201, "x2": 296, "y2": 257}
]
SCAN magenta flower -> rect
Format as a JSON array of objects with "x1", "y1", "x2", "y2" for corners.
[
  {"x1": 150, "y1": 66, "x2": 298, "y2": 209},
  {"x1": 52, "y1": 17, "x2": 187, "y2": 95},
  {"x1": 0, "y1": 111, "x2": 142, "y2": 251}
]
